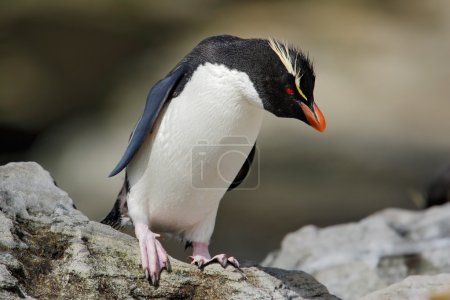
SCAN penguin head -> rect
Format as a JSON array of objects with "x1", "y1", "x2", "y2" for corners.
[
  {"x1": 187, "y1": 35, "x2": 326, "y2": 132},
  {"x1": 256, "y1": 39, "x2": 326, "y2": 132}
]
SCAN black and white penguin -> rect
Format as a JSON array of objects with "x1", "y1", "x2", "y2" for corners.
[{"x1": 102, "y1": 35, "x2": 326, "y2": 285}]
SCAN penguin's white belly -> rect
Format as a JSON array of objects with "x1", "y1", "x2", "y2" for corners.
[{"x1": 126, "y1": 63, "x2": 264, "y2": 241}]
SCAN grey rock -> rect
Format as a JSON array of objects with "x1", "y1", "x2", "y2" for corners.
[
  {"x1": 0, "y1": 162, "x2": 338, "y2": 300},
  {"x1": 362, "y1": 274, "x2": 450, "y2": 300},
  {"x1": 262, "y1": 204, "x2": 450, "y2": 299}
]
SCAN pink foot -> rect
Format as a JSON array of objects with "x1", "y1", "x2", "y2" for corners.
[
  {"x1": 135, "y1": 223, "x2": 171, "y2": 285},
  {"x1": 190, "y1": 254, "x2": 240, "y2": 268},
  {"x1": 189, "y1": 242, "x2": 239, "y2": 269}
]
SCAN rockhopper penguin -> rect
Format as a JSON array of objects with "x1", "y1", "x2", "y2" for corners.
[{"x1": 102, "y1": 35, "x2": 326, "y2": 285}]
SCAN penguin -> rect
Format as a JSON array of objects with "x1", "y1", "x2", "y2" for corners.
[{"x1": 101, "y1": 35, "x2": 326, "y2": 285}]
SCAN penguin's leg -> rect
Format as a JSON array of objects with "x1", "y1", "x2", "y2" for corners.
[
  {"x1": 185, "y1": 211, "x2": 239, "y2": 269},
  {"x1": 189, "y1": 242, "x2": 240, "y2": 268},
  {"x1": 134, "y1": 223, "x2": 171, "y2": 285}
]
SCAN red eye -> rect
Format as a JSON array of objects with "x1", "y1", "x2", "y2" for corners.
[{"x1": 285, "y1": 87, "x2": 294, "y2": 95}]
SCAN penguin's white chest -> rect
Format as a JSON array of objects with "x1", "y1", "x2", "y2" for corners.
[{"x1": 127, "y1": 63, "x2": 264, "y2": 241}]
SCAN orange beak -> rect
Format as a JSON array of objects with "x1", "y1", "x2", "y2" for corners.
[{"x1": 299, "y1": 102, "x2": 326, "y2": 132}]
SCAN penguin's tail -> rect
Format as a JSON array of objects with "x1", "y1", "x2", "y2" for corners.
[{"x1": 100, "y1": 177, "x2": 132, "y2": 230}]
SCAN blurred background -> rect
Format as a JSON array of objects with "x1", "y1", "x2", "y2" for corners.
[{"x1": 1, "y1": 0, "x2": 449, "y2": 262}]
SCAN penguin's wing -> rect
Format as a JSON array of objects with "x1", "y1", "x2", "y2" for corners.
[
  {"x1": 228, "y1": 143, "x2": 256, "y2": 191},
  {"x1": 109, "y1": 65, "x2": 187, "y2": 177}
]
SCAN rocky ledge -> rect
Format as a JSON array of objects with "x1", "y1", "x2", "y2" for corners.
[
  {"x1": 0, "y1": 162, "x2": 338, "y2": 299},
  {"x1": 3, "y1": 161, "x2": 450, "y2": 300}
]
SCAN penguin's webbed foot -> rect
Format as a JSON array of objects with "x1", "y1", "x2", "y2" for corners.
[
  {"x1": 135, "y1": 223, "x2": 171, "y2": 286},
  {"x1": 189, "y1": 254, "x2": 240, "y2": 269}
]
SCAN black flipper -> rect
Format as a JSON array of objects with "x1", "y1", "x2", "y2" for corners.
[
  {"x1": 109, "y1": 65, "x2": 187, "y2": 177},
  {"x1": 228, "y1": 143, "x2": 256, "y2": 191},
  {"x1": 101, "y1": 177, "x2": 131, "y2": 230}
]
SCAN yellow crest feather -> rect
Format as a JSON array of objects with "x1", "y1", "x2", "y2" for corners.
[{"x1": 268, "y1": 38, "x2": 308, "y2": 100}]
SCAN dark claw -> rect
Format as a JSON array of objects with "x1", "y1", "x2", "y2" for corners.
[
  {"x1": 166, "y1": 259, "x2": 172, "y2": 272},
  {"x1": 150, "y1": 273, "x2": 158, "y2": 286}
]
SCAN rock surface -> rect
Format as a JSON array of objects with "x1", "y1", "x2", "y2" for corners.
[
  {"x1": 263, "y1": 201, "x2": 450, "y2": 299},
  {"x1": 362, "y1": 274, "x2": 450, "y2": 300},
  {"x1": 0, "y1": 162, "x2": 338, "y2": 300}
]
